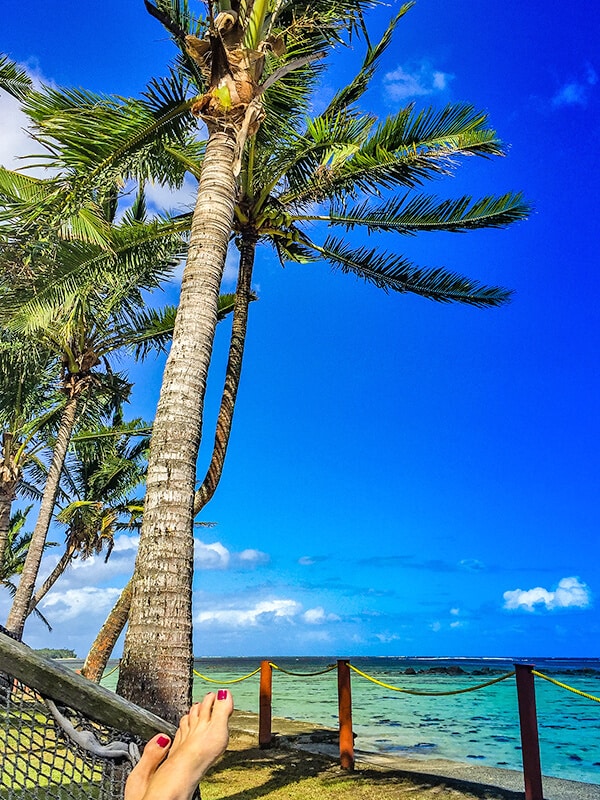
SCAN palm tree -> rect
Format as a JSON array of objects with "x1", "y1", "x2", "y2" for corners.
[
  {"x1": 26, "y1": 415, "x2": 149, "y2": 617},
  {"x1": 3, "y1": 1, "x2": 530, "y2": 717},
  {"x1": 0, "y1": 335, "x2": 62, "y2": 559},
  {"x1": 1, "y1": 506, "x2": 54, "y2": 631},
  {"x1": 0, "y1": 212, "x2": 186, "y2": 639},
  {"x1": 116, "y1": 0, "x2": 390, "y2": 720}
]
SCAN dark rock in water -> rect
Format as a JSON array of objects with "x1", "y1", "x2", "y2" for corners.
[
  {"x1": 568, "y1": 754, "x2": 583, "y2": 761},
  {"x1": 472, "y1": 667, "x2": 502, "y2": 676},
  {"x1": 593, "y1": 762, "x2": 600, "y2": 767},
  {"x1": 497, "y1": 762, "x2": 509, "y2": 766},
  {"x1": 420, "y1": 665, "x2": 466, "y2": 675},
  {"x1": 493, "y1": 736, "x2": 512, "y2": 742},
  {"x1": 467, "y1": 754, "x2": 486, "y2": 759},
  {"x1": 404, "y1": 667, "x2": 417, "y2": 675}
]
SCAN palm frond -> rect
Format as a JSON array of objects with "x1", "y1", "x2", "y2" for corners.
[
  {"x1": 323, "y1": 3, "x2": 414, "y2": 117},
  {"x1": 284, "y1": 104, "x2": 505, "y2": 205},
  {"x1": 1, "y1": 218, "x2": 187, "y2": 335},
  {"x1": 0, "y1": 55, "x2": 32, "y2": 101},
  {"x1": 22, "y1": 73, "x2": 197, "y2": 187},
  {"x1": 316, "y1": 236, "x2": 512, "y2": 307},
  {"x1": 328, "y1": 192, "x2": 531, "y2": 234}
]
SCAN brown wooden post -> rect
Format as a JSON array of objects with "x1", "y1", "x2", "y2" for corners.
[
  {"x1": 515, "y1": 663, "x2": 544, "y2": 800},
  {"x1": 337, "y1": 659, "x2": 354, "y2": 770},
  {"x1": 259, "y1": 660, "x2": 273, "y2": 748}
]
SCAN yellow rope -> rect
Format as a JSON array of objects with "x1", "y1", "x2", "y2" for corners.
[
  {"x1": 270, "y1": 662, "x2": 337, "y2": 677},
  {"x1": 192, "y1": 666, "x2": 261, "y2": 684},
  {"x1": 348, "y1": 664, "x2": 516, "y2": 696},
  {"x1": 99, "y1": 663, "x2": 120, "y2": 681},
  {"x1": 532, "y1": 670, "x2": 600, "y2": 703}
]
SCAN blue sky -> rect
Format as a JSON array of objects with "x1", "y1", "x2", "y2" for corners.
[{"x1": 1, "y1": 0, "x2": 599, "y2": 659}]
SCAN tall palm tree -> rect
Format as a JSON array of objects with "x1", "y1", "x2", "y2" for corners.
[
  {"x1": 26, "y1": 415, "x2": 149, "y2": 617},
  {"x1": 0, "y1": 335, "x2": 61, "y2": 559},
  {"x1": 1, "y1": 506, "x2": 54, "y2": 631},
  {"x1": 116, "y1": 0, "x2": 394, "y2": 720},
  {"x1": 0, "y1": 214, "x2": 186, "y2": 639}
]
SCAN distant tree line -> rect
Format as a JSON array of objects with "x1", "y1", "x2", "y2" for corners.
[{"x1": 34, "y1": 647, "x2": 77, "y2": 659}]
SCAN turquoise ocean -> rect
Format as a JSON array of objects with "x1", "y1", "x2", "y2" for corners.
[{"x1": 187, "y1": 656, "x2": 600, "y2": 785}]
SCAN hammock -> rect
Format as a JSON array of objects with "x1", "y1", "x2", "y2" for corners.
[{"x1": 0, "y1": 629, "x2": 175, "y2": 800}]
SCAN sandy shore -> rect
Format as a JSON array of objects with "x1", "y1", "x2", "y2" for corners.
[{"x1": 229, "y1": 709, "x2": 599, "y2": 800}]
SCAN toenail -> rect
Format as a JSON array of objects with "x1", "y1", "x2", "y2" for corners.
[
  {"x1": 157, "y1": 735, "x2": 170, "y2": 748},
  {"x1": 217, "y1": 690, "x2": 228, "y2": 700}
]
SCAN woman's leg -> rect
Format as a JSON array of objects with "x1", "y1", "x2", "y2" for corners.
[{"x1": 125, "y1": 690, "x2": 234, "y2": 800}]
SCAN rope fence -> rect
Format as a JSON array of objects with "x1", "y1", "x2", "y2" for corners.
[
  {"x1": 190, "y1": 658, "x2": 598, "y2": 800},
  {"x1": 347, "y1": 663, "x2": 516, "y2": 695},
  {"x1": 95, "y1": 656, "x2": 599, "y2": 800}
]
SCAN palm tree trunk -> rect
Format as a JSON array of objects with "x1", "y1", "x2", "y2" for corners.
[
  {"x1": 86, "y1": 242, "x2": 255, "y2": 687},
  {"x1": 82, "y1": 578, "x2": 132, "y2": 683},
  {"x1": 5, "y1": 395, "x2": 78, "y2": 639},
  {"x1": 0, "y1": 481, "x2": 17, "y2": 567},
  {"x1": 0, "y1": 433, "x2": 19, "y2": 560},
  {"x1": 26, "y1": 542, "x2": 76, "y2": 616},
  {"x1": 117, "y1": 129, "x2": 238, "y2": 721},
  {"x1": 194, "y1": 233, "x2": 256, "y2": 513}
]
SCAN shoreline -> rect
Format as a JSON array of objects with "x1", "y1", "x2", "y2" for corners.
[{"x1": 230, "y1": 708, "x2": 599, "y2": 800}]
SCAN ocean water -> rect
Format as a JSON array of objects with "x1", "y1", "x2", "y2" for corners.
[{"x1": 189, "y1": 656, "x2": 600, "y2": 785}]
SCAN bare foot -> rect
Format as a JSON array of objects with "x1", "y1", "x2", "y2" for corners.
[
  {"x1": 125, "y1": 691, "x2": 234, "y2": 800},
  {"x1": 124, "y1": 733, "x2": 171, "y2": 800}
]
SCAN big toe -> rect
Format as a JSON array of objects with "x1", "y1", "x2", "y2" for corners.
[
  {"x1": 213, "y1": 689, "x2": 234, "y2": 722},
  {"x1": 126, "y1": 733, "x2": 171, "y2": 795}
]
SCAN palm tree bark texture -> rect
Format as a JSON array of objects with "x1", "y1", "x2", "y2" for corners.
[{"x1": 118, "y1": 130, "x2": 238, "y2": 719}]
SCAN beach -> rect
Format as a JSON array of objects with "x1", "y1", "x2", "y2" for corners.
[
  {"x1": 190, "y1": 656, "x2": 600, "y2": 785},
  {"x1": 207, "y1": 708, "x2": 599, "y2": 800}
]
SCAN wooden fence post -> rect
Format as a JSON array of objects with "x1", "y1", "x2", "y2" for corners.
[
  {"x1": 515, "y1": 663, "x2": 544, "y2": 800},
  {"x1": 259, "y1": 660, "x2": 272, "y2": 749},
  {"x1": 337, "y1": 659, "x2": 354, "y2": 770}
]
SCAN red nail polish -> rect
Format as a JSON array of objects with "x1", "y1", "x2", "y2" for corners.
[
  {"x1": 217, "y1": 689, "x2": 228, "y2": 700},
  {"x1": 157, "y1": 735, "x2": 170, "y2": 748}
]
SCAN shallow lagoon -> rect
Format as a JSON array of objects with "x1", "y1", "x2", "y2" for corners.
[{"x1": 188, "y1": 656, "x2": 600, "y2": 785}]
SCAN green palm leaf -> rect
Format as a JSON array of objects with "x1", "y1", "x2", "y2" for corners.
[
  {"x1": 328, "y1": 192, "x2": 531, "y2": 234},
  {"x1": 0, "y1": 54, "x2": 32, "y2": 101},
  {"x1": 316, "y1": 235, "x2": 512, "y2": 307}
]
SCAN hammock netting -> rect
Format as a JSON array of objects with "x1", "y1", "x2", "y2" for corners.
[{"x1": 0, "y1": 670, "x2": 140, "y2": 800}]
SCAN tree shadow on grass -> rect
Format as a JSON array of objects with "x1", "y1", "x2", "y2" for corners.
[{"x1": 202, "y1": 728, "x2": 525, "y2": 800}]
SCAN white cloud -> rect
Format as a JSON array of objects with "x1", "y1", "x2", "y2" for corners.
[
  {"x1": 196, "y1": 598, "x2": 302, "y2": 627},
  {"x1": 383, "y1": 61, "x2": 454, "y2": 101},
  {"x1": 450, "y1": 607, "x2": 460, "y2": 616},
  {"x1": 194, "y1": 539, "x2": 269, "y2": 570},
  {"x1": 195, "y1": 539, "x2": 231, "y2": 569},
  {"x1": 303, "y1": 606, "x2": 340, "y2": 624},
  {"x1": 238, "y1": 549, "x2": 269, "y2": 566},
  {"x1": 299, "y1": 556, "x2": 316, "y2": 566},
  {"x1": 503, "y1": 576, "x2": 591, "y2": 612},
  {"x1": 40, "y1": 587, "x2": 121, "y2": 622}
]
